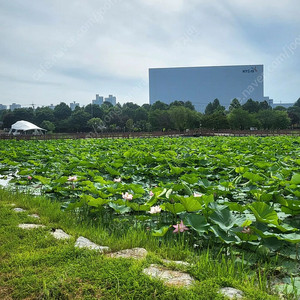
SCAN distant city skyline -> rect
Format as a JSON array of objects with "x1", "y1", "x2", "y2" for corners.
[{"x1": 0, "y1": 1, "x2": 299, "y2": 107}]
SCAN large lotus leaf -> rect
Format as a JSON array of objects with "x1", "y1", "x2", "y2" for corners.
[
  {"x1": 232, "y1": 228, "x2": 259, "y2": 242},
  {"x1": 290, "y1": 173, "x2": 300, "y2": 184},
  {"x1": 169, "y1": 164, "x2": 184, "y2": 175},
  {"x1": 152, "y1": 226, "x2": 170, "y2": 237},
  {"x1": 180, "y1": 196, "x2": 202, "y2": 212},
  {"x1": 161, "y1": 203, "x2": 185, "y2": 214},
  {"x1": 279, "y1": 233, "x2": 300, "y2": 243},
  {"x1": 248, "y1": 202, "x2": 279, "y2": 225},
  {"x1": 185, "y1": 214, "x2": 209, "y2": 233},
  {"x1": 210, "y1": 225, "x2": 241, "y2": 244},
  {"x1": 105, "y1": 165, "x2": 120, "y2": 176},
  {"x1": 108, "y1": 202, "x2": 131, "y2": 214},
  {"x1": 125, "y1": 202, "x2": 150, "y2": 211},
  {"x1": 243, "y1": 172, "x2": 264, "y2": 182},
  {"x1": 180, "y1": 173, "x2": 199, "y2": 184},
  {"x1": 199, "y1": 194, "x2": 214, "y2": 206},
  {"x1": 34, "y1": 175, "x2": 51, "y2": 185},
  {"x1": 279, "y1": 198, "x2": 300, "y2": 216},
  {"x1": 127, "y1": 183, "x2": 145, "y2": 194},
  {"x1": 224, "y1": 202, "x2": 247, "y2": 213},
  {"x1": 84, "y1": 195, "x2": 109, "y2": 207},
  {"x1": 209, "y1": 207, "x2": 237, "y2": 231}
]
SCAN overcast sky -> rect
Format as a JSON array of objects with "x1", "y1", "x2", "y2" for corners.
[{"x1": 1, "y1": 0, "x2": 299, "y2": 108}]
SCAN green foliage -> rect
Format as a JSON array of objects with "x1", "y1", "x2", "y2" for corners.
[{"x1": 0, "y1": 136, "x2": 299, "y2": 257}]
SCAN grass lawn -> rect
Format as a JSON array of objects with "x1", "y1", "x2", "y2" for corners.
[{"x1": 0, "y1": 189, "x2": 285, "y2": 300}]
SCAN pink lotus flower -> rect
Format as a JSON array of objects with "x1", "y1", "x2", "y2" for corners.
[
  {"x1": 173, "y1": 220, "x2": 189, "y2": 233},
  {"x1": 193, "y1": 192, "x2": 203, "y2": 197},
  {"x1": 67, "y1": 176, "x2": 77, "y2": 182},
  {"x1": 122, "y1": 192, "x2": 133, "y2": 201},
  {"x1": 242, "y1": 226, "x2": 251, "y2": 234},
  {"x1": 149, "y1": 205, "x2": 161, "y2": 214},
  {"x1": 149, "y1": 191, "x2": 154, "y2": 197},
  {"x1": 114, "y1": 178, "x2": 121, "y2": 182},
  {"x1": 27, "y1": 175, "x2": 32, "y2": 180}
]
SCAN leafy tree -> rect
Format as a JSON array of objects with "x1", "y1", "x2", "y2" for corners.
[
  {"x1": 87, "y1": 117, "x2": 105, "y2": 133},
  {"x1": 273, "y1": 106, "x2": 287, "y2": 111},
  {"x1": 13, "y1": 108, "x2": 35, "y2": 123},
  {"x1": 149, "y1": 109, "x2": 171, "y2": 131},
  {"x1": 126, "y1": 118, "x2": 134, "y2": 132},
  {"x1": 258, "y1": 100, "x2": 271, "y2": 110},
  {"x1": 68, "y1": 108, "x2": 91, "y2": 132},
  {"x1": 272, "y1": 110, "x2": 291, "y2": 129},
  {"x1": 242, "y1": 99, "x2": 260, "y2": 113},
  {"x1": 228, "y1": 108, "x2": 256, "y2": 130},
  {"x1": 168, "y1": 106, "x2": 188, "y2": 131},
  {"x1": 205, "y1": 99, "x2": 225, "y2": 115},
  {"x1": 2, "y1": 111, "x2": 17, "y2": 128},
  {"x1": 134, "y1": 107, "x2": 148, "y2": 122},
  {"x1": 287, "y1": 106, "x2": 300, "y2": 127},
  {"x1": 54, "y1": 102, "x2": 72, "y2": 121},
  {"x1": 169, "y1": 100, "x2": 184, "y2": 107},
  {"x1": 229, "y1": 98, "x2": 241, "y2": 112},
  {"x1": 141, "y1": 104, "x2": 151, "y2": 111},
  {"x1": 151, "y1": 101, "x2": 169, "y2": 111},
  {"x1": 294, "y1": 98, "x2": 300, "y2": 107},
  {"x1": 84, "y1": 104, "x2": 104, "y2": 119},
  {"x1": 41, "y1": 120, "x2": 55, "y2": 133},
  {"x1": 184, "y1": 101, "x2": 195, "y2": 111},
  {"x1": 35, "y1": 107, "x2": 55, "y2": 126},
  {"x1": 201, "y1": 111, "x2": 228, "y2": 129}
]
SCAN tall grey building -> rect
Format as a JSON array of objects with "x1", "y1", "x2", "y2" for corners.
[
  {"x1": 70, "y1": 101, "x2": 79, "y2": 111},
  {"x1": 92, "y1": 94, "x2": 104, "y2": 106},
  {"x1": 149, "y1": 65, "x2": 267, "y2": 112},
  {"x1": 104, "y1": 95, "x2": 116, "y2": 106},
  {"x1": 9, "y1": 103, "x2": 21, "y2": 111}
]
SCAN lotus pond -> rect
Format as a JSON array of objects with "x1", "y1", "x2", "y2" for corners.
[{"x1": 0, "y1": 136, "x2": 299, "y2": 258}]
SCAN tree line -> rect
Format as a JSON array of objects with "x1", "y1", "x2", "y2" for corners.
[{"x1": 1, "y1": 98, "x2": 300, "y2": 133}]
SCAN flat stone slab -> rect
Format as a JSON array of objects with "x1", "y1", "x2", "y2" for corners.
[
  {"x1": 18, "y1": 224, "x2": 45, "y2": 229},
  {"x1": 75, "y1": 236, "x2": 110, "y2": 252},
  {"x1": 143, "y1": 264, "x2": 194, "y2": 288},
  {"x1": 50, "y1": 229, "x2": 71, "y2": 240},
  {"x1": 28, "y1": 214, "x2": 40, "y2": 219},
  {"x1": 13, "y1": 208, "x2": 26, "y2": 212},
  {"x1": 219, "y1": 287, "x2": 244, "y2": 299},
  {"x1": 161, "y1": 259, "x2": 190, "y2": 267},
  {"x1": 107, "y1": 247, "x2": 148, "y2": 259}
]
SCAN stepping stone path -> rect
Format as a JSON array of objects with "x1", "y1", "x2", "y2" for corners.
[
  {"x1": 10, "y1": 205, "x2": 246, "y2": 292},
  {"x1": 50, "y1": 229, "x2": 71, "y2": 240},
  {"x1": 161, "y1": 259, "x2": 190, "y2": 267},
  {"x1": 75, "y1": 236, "x2": 110, "y2": 253},
  {"x1": 13, "y1": 207, "x2": 26, "y2": 212},
  {"x1": 219, "y1": 287, "x2": 244, "y2": 299},
  {"x1": 18, "y1": 224, "x2": 45, "y2": 229},
  {"x1": 143, "y1": 264, "x2": 195, "y2": 288},
  {"x1": 107, "y1": 247, "x2": 148, "y2": 259},
  {"x1": 28, "y1": 214, "x2": 40, "y2": 219}
]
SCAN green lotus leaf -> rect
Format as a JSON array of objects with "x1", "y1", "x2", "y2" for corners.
[
  {"x1": 209, "y1": 207, "x2": 237, "y2": 231},
  {"x1": 180, "y1": 196, "x2": 202, "y2": 212},
  {"x1": 185, "y1": 214, "x2": 209, "y2": 233}
]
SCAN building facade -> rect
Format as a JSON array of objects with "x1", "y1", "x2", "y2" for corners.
[
  {"x1": 149, "y1": 65, "x2": 266, "y2": 112},
  {"x1": 104, "y1": 95, "x2": 116, "y2": 106},
  {"x1": 9, "y1": 103, "x2": 21, "y2": 111},
  {"x1": 70, "y1": 101, "x2": 80, "y2": 111},
  {"x1": 92, "y1": 94, "x2": 104, "y2": 106},
  {"x1": 92, "y1": 94, "x2": 116, "y2": 106}
]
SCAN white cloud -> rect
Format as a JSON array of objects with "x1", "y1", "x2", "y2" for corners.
[{"x1": 0, "y1": 0, "x2": 299, "y2": 106}]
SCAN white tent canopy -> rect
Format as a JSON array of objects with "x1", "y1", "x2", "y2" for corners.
[{"x1": 9, "y1": 120, "x2": 46, "y2": 135}]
